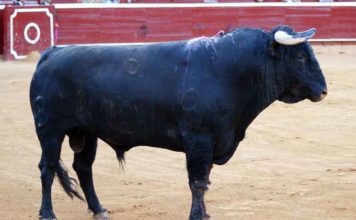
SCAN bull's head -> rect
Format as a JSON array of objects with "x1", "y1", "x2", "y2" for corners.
[{"x1": 271, "y1": 26, "x2": 327, "y2": 104}]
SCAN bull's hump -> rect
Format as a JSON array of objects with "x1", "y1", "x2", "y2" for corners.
[{"x1": 185, "y1": 36, "x2": 216, "y2": 53}]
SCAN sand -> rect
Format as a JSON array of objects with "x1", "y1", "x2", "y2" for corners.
[{"x1": 0, "y1": 46, "x2": 355, "y2": 220}]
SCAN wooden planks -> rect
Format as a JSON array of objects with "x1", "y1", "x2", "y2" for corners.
[
  {"x1": 54, "y1": 4, "x2": 356, "y2": 45},
  {"x1": 1, "y1": 3, "x2": 356, "y2": 59}
]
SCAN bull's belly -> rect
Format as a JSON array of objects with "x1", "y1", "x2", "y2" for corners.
[{"x1": 86, "y1": 117, "x2": 185, "y2": 152}]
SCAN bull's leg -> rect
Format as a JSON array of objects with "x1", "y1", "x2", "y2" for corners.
[
  {"x1": 185, "y1": 134, "x2": 214, "y2": 220},
  {"x1": 38, "y1": 132, "x2": 65, "y2": 220},
  {"x1": 72, "y1": 134, "x2": 108, "y2": 219}
]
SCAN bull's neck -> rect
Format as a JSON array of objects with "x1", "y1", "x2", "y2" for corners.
[{"x1": 214, "y1": 32, "x2": 282, "y2": 126}]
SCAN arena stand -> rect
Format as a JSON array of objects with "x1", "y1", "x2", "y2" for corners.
[{"x1": 0, "y1": 1, "x2": 356, "y2": 59}]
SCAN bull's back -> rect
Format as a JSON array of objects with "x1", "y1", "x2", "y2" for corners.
[{"x1": 30, "y1": 43, "x2": 189, "y2": 148}]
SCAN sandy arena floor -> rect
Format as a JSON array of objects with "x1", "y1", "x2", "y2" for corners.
[{"x1": 0, "y1": 46, "x2": 355, "y2": 220}]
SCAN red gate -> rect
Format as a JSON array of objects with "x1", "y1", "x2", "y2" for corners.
[{"x1": 3, "y1": 6, "x2": 55, "y2": 60}]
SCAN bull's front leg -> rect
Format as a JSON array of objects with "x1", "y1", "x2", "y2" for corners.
[{"x1": 185, "y1": 133, "x2": 213, "y2": 220}]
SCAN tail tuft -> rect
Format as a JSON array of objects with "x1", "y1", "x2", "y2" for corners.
[{"x1": 56, "y1": 160, "x2": 85, "y2": 201}]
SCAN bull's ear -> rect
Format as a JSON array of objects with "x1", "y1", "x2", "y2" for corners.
[{"x1": 269, "y1": 41, "x2": 284, "y2": 58}]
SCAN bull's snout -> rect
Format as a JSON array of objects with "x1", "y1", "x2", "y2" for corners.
[
  {"x1": 317, "y1": 89, "x2": 328, "y2": 101},
  {"x1": 310, "y1": 89, "x2": 327, "y2": 102},
  {"x1": 320, "y1": 89, "x2": 328, "y2": 99}
]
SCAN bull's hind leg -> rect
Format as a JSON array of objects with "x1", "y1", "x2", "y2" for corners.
[
  {"x1": 72, "y1": 134, "x2": 108, "y2": 219},
  {"x1": 38, "y1": 126, "x2": 84, "y2": 220},
  {"x1": 185, "y1": 133, "x2": 214, "y2": 220},
  {"x1": 38, "y1": 131, "x2": 65, "y2": 220}
]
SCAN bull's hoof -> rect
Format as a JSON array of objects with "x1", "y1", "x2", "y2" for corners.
[
  {"x1": 189, "y1": 214, "x2": 210, "y2": 220},
  {"x1": 189, "y1": 208, "x2": 210, "y2": 220},
  {"x1": 39, "y1": 210, "x2": 56, "y2": 220},
  {"x1": 94, "y1": 210, "x2": 109, "y2": 220},
  {"x1": 203, "y1": 213, "x2": 211, "y2": 219}
]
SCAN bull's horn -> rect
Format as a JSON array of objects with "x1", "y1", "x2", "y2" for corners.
[{"x1": 274, "y1": 28, "x2": 316, "y2": 45}]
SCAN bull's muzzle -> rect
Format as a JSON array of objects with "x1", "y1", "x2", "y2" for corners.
[
  {"x1": 319, "y1": 89, "x2": 328, "y2": 100},
  {"x1": 313, "y1": 89, "x2": 328, "y2": 102}
]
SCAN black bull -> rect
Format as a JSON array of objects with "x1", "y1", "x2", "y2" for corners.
[{"x1": 30, "y1": 25, "x2": 327, "y2": 220}]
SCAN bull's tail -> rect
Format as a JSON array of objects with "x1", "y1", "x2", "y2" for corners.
[{"x1": 56, "y1": 160, "x2": 85, "y2": 201}]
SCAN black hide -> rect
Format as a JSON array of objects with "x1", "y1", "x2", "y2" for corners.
[{"x1": 30, "y1": 25, "x2": 327, "y2": 220}]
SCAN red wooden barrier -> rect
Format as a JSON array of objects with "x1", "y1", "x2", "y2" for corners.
[
  {"x1": 54, "y1": 3, "x2": 356, "y2": 46},
  {"x1": 1, "y1": 3, "x2": 356, "y2": 59},
  {"x1": 0, "y1": 7, "x2": 4, "y2": 55},
  {"x1": 3, "y1": 5, "x2": 54, "y2": 59}
]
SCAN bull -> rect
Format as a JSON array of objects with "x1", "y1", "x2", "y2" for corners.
[{"x1": 30, "y1": 25, "x2": 327, "y2": 220}]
